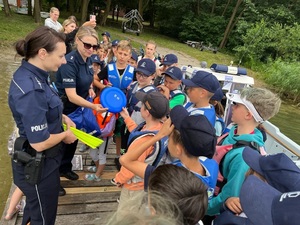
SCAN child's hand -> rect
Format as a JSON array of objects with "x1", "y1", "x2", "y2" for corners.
[
  {"x1": 157, "y1": 118, "x2": 174, "y2": 138},
  {"x1": 157, "y1": 85, "x2": 170, "y2": 98},
  {"x1": 120, "y1": 107, "x2": 129, "y2": 119},
  {"x1": 225, "y1": 197, "x2": 243, "y2": 215}
]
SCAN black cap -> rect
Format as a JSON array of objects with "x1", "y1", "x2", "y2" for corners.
[
  {"x1": 135, "y1": 92, "x2": 169, "y2": 119},
  {"x1": 170, "y1": 105, "x2": 216, "y2": 158}
]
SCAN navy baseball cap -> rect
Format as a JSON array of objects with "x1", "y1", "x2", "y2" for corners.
[
  {"x1": 240, "y1": 175, "x2": 300, "y2": 225},
  {"x1": 90, "y1": 54, "x2": 101, "y2": 65},
  {"x1": 182, "y1": 70, "x2": 220, "y2": 93},
  {"x1": 101, "y1": 31, "x2": 111, "y2": 38},
  {"x1": 160, "y1": 53, "x2": 178, "y2": 66},
  {"x1": 135, "y1": 58, "x2": 156, "y2": 76},
  {"x1": 135, "y1": 92, "x2": 169, "y2": 119},
  {"x1": 111, "y1": 39, "x2": 119, "y2": 47},
  {"x1": 211, "y1": 88, "x2": 224, "y2": 101},
  {"x1": 162, "y1": 66, "x2": 183, "y2": 80},
  {"x1": 170, "y1": 105, "x2": 216, "y2": 158},
  {"x1": 242, "y1": 147, "x2": 300, "y2": 192},
  {"x1": 131, "y1": 50, "x2": 138, "y2": 62}
]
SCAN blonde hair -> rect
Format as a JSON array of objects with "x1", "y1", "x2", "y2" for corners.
[
  {"x1": 146, "y1": 40, "x2": 157, "y2": 49},
  {"x1": 116, "y1": 40, "x2": 132, "y2": 53},
  {"x1": 241, "y1": 87, "x2": 281, "y2": 121},
  {"x1": 107, "y1": 192, "x2": 182, "y2": 225},
  {"x1": 50, "y1": 7, "x2": 59, "y2": 13},
  {"x1": 61, "y1": 19, "x2": 76, "y2": 33},
  {"x1": 75, "y1": 26, "x2": 99, "y2": 43}
]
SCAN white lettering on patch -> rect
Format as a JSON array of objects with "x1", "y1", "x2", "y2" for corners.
[
  {"x1": 63, "y1": 78, "x2": 74, "y2": 83},
  {"x1": 31, "y1": 123, "x2": 48, "y2": 132}
]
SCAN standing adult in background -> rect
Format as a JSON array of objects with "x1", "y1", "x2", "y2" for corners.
[
  {"x1": 44, "y1": 7, "x2": 62, "y2": 32},
  {"x1": 8, "y1": 26, "x2": 77, "y2": 225},
  {"x1": 61, "y1": 19, "x2": 97, "y2": 54},
  {"x1": 55, "y1": 26, "x2": 107, "y2": 195},
  {"x1": 138, "y1": 40, "x2": 161, "y2": 69}
]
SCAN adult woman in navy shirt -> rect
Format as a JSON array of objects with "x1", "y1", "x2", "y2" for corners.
[
  {"x1": 8, "y1": 26, "x2": 77, "y2": 225},
  {"x1": 55, "y1": 26, "x2": 106, "y2": 188}
]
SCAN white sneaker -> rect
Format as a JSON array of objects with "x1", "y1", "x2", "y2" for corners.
[{"x1": 79, "y1": 144, "x2": 89, "y2": 152}]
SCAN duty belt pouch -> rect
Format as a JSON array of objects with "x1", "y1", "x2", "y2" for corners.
[{"x1": 24, "y1": 152, "x2": 45, "y2": 185}]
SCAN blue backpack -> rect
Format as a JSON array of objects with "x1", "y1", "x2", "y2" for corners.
[{"x1": 127, "y1": 122, "x2": 169, "y2": 167}]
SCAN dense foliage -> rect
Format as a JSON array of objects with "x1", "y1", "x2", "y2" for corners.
[{"x1": 2, "y1": 0, "x2": 300, "y2": 101}]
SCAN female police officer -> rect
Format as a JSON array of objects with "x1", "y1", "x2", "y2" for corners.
[
  {"x1": 55, "y1": 26, "x2": 106, "y2": 191},
  {"x1": 8, "y1": 26, "x2": 77, "y2": 225}
]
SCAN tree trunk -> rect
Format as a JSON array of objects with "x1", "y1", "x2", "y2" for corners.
[
  {"x1": 219, "y1": 0, "x2": 243, "y2": 49},
  {"x1": 69, "y1": 0, "x2": 75, "y2": 15},
  {"x1": 100, "y1": 0, "x2": 111, "y2": 26},
  {"x1": 33, "y1": 0, "x2": 41, "y2": 23},
  {"x1": 149, "y1": 0, "x2": 155, "y2": 27},
  {"x1": 27, "y1": 0, "x2": 32, "y2": 16},
  {"x1": 138, "y1": 0, "x2": 150, "y2": 18},
  {"x1": 211, "y1": 0, "x2": 216, "y2": 14},
  {"x1": 222, "y1": 7, "x2": 245, "y2": 47},
  {"x1": 80, "y1": 0, "x2": 90, "y2": 25},
  {"x1": 222, "y1": 0, "x2": 232, "y2": 16},
  {"x1": 3, "y1": 0, "x2": 11, "y2": 16}
]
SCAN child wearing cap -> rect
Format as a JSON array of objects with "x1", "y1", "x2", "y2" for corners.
[
  {"x1": 128, "y1": 50, "x2": 138, "y2": 68},
  {"x1": 183, "y1": 71, "x2": 220, "y2": 127},
  {"x1": 119, "y1": 105, "x2": 218, "y2": 201},
  {"x1": 154, "y1": 53, "x2": 179, "y2": 86},
  {"x1": 157, "y1": 66, "x2": 186, "y2": 109},
  {"x1": 206, "y1": 87, "x2": 281, "y2": 217},
  {"x1": 106, "y1": 40, "x2": 120, "y2": 64},
  {"x1": 112, "y1": 92, "x2": 169, "y2": 210},
  {"x1": 94, "y1": 40, "x2": 134, "y2": 168},
  {"x1": 221, "y1": 147, "x2": 300, "y2": 217},
  {"x1": 101, "y1": 31, "x2": 111, "y2": 44},
  {"x1": 213, "y1": 175, "x2": 300, "y2": 225},
  {"x1": 119, "y1": 58, "x2": 157, "y2": 158},
  {"x1": 209, "y1": 88, "x2": 226, "y2": 136}
]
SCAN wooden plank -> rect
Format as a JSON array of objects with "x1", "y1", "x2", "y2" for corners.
[
  {"x1": 58, "y1": 192, "x2": 120, "y2": 205},
  {"x1": 54, "y1": 211, "x2": 114, "y2": 225},
  {"x1": 65, "y1": 186, "x2": 121, "y2": 194},
  {"x1": 60, "y1": 179, "x2": 116, "y2": 188},
  {"x1": 60, "y1": 171, "x2": 117, "y2": 181},
  {"x1": 57, "y1": 202, "x2": 118, "y2": 214},
  {"x1": 0, "y1": 184, "x2": 19, "y2": 225}
]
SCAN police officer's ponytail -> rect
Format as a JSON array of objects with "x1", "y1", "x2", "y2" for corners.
[{"x1": 14, "y1": 26, "x2": 66, "y2": 61}]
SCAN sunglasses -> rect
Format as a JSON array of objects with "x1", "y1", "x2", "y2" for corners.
[{"x1": 79, "y1": 38, "x2": 99, "y2": 50}]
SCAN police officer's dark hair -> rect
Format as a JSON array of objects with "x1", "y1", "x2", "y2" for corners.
[
  {"x1": 148, "y1": 164, "x2": 208, "y2": 225},
  {"x1": 14, "y1": 26, "x2": 66, "y2": 61}
]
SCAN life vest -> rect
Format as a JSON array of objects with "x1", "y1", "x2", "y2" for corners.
[
  {"x1": 93, "y1": 96, "x2": 118, "y2": 137},
  {"x1": 213, "y1": 133, "x2": 266, "y2": 195},
  {"x1": 170, "y1": 89, "x2": 187, "y2": 104},
  {"x1": 127, "y1": 82, "x2": 157, "y2": 115},
  {"x1": 107, "y1": 63, "x2": 134, "y2": 90},
  {"x1": 127, "y1": 121, "x2": 168, "y2": 170},
  {"x1": 172, "y1": 157, "x2": 218, "y2": 200},
  {"x1": 185, "y1": 102, "x2": 216, "y2": 126}
]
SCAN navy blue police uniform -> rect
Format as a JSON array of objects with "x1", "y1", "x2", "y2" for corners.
[
  {"x1": 55, "y1": 50, "x2": 94, "y2": 174},
  {"x1": 8, "y1": 60, "x2": 64, "y2": 225}
]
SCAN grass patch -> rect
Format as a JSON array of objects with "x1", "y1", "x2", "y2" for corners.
[{"x1": 1, "y1": 10, "x2": 234, "y2": 67}]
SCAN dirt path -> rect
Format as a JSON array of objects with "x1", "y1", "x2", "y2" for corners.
[{"x1": 118, "y1": 34, "x2": 200, "y2": 67}]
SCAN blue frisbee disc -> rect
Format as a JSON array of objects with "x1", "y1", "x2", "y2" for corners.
[{"x1": 100, "y1": 87, "x2": 127, "y2": 113}]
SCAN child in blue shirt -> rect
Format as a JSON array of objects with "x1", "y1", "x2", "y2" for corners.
[{"x1": 118, "y1": 105, "x2": 218, "y2": 200}]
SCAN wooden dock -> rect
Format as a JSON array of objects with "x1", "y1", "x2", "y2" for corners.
[{"x1": 1, "y1": 142, "x2": 121, "y2": 225}]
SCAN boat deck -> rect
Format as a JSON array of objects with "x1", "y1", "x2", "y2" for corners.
[{"x1": 1, "y1": 142, "x2": 120, "y2": 225}]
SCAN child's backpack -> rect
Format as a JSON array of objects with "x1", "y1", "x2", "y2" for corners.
[
  {"x1": 213, "y1": 133, "x2": 266, "y2": 195},
  {"x1": 93, "y1": 96, "x2": 117, "y2": 137},
  {"x1": 127, "y1": 122, "x2": 169, "y2": 167}
]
